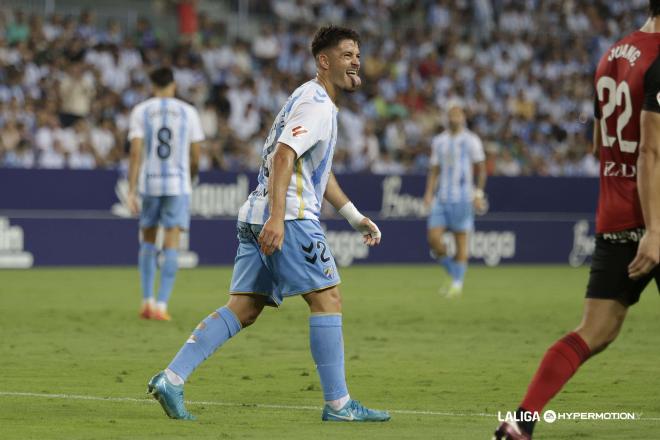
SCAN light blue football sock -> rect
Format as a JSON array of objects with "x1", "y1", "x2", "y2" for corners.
[
  {"x1": 439, "y1": 255, "x2": 454, "y2": 277},
  {"x1": 156, "y1": 248, "x2": 178, "y2": 304},
  {"x1": 168, "y1": 306, "x2": 242, "y2": 380},
  {"x1": 309, "y1": 314, "x2": 349, "y2": 401},
  {"x1": 453, "y1": 261, "x2": 467, "y2": 283},
  {"x1": 138, "y1": 242, "x2": 157, "y2": 300}
]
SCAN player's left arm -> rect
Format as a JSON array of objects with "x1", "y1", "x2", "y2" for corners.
[
  {"x1": 471, "y1": 135, "x2": 487, "y2": 210},
  {"x1": 474, "y1": 159, "x2": 486, "y2": 194},
  {"x1": 325, "y1": 171, "x2": 381, "y2": 246},
  {"x1": 189, "y1": 109, "x2": 205, "y2": 182},
  {"x1": 629, "y1": 56, "x2": 660, "y2": 279},
  {"x1": 190, "y1": 142, "x2": 201, "y2": 180}
]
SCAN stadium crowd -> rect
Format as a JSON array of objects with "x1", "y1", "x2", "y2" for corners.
[{"x1": 0, "y1": 0, "x2": 651, "y2": 176}]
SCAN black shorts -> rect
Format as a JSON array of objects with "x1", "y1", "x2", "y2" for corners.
[{"x1": 586, "y1": 236, "x2": 660, "y2": 306}]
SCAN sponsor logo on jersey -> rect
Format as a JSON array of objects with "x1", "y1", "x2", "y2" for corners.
[
  {"x1": 292, "y1": 125, "x2": 308, "y2": 137},
  {"x1": 603, "y1": 161, "x2": 636, "y2": 178}
]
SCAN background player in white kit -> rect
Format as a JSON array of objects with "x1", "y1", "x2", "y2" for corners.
[
  {"x1": 423, "y1": 102, "x2": 487, "y2": 298},
  {"x1": 127, "y1": 67, "x2": 204, "y2": 321},
  {"x1": 146, "y1": 25, "x2": 390, "y2": 422}
]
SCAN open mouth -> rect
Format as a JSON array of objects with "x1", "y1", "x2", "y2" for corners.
[{"x1": 346, "y1": 69, "x2": 361, "y2": 87}]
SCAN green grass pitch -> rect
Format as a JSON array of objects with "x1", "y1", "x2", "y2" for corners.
[{"x1": 1, "y1": 265, "x2": 660, "y2": 439}]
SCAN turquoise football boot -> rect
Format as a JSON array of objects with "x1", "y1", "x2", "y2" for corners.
[
  {"x1": 322, "y1": 399, "x2": 391, "y2": 422},
  {"x1": 147, "y1": 371, "x2": 196, "y2": 420}
]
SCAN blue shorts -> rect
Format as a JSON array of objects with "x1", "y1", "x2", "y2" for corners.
[
  {"x1": 427, "y1": 200, "x2": 474, "y2": 232},
  {"x1": 229, "y1": 219, "x2": 341, "y2": 306},
  {"x1": 140, "y1": 195, "x2": 190, "y2": 230}
]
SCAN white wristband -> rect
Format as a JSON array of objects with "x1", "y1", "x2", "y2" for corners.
[{"x1": 338, "y1": 202, "x2": 365, "y2": 229}]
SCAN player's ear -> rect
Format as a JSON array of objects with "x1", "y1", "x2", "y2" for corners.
[{"x1": 317, "y1": 52, "x2": 330, "y2": 71}]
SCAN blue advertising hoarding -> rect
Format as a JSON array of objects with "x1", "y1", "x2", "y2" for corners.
[{"x1": 0, "y1": 170, "x2": 598, "y2": 268}]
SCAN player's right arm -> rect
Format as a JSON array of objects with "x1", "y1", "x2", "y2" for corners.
[
  {"x1": 424, "y1": 165, "x2": 439, "y2": 208},
  {"x1": 424, "y1": 137, "x2": 440, "y2": 208},
  {"x1": 127, "y1": 106, "x2": 144, "y2": 216},
  {"x1": 258, "y1": 142, "x2": 296, "y2": 256}
]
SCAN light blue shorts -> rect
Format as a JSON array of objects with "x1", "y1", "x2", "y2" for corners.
[
  {"x1": 140, "y1": 195, "x2": 190, "y2": 230},
  {"x1": 229, "y1": 219, "x2": 341, "y2": 306},
  {"x1": 427, "y1": 200, "x2": 474, "y2": 232}
]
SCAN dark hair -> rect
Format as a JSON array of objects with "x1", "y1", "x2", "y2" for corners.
[
  {"x1": 311, "y1": 25, "x2": 360, "y2": 58},
  {"x1": 149, "y1": 66, "x2": 174, "y2": 88},
  {"x1": 652, "y1": 0, "x2": 660, "y2": 16}
]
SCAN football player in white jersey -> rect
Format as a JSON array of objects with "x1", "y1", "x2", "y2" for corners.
[
  {"x1": 147, "y1": 26, "x2": 390, "y2": 423},
  {"x1": 423, "y1": 102, "x2": 487, "y2": 298},
  {"x1": 127, "y1": 67, "x2": 204, "y2": 321}
]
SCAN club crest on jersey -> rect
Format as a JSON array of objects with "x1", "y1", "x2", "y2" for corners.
[
  {"x1": 292, "y1": 125, "x2": 308, "y2": 137},
  {"x1": 323, "y1": 266, "x2": 335, "y2": 279}
]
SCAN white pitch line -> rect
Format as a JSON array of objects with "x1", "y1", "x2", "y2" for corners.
[
  {"x1": 2, "y1": 391, "x2": 660, "y2": 421},
  {"x1": 0, "y1": 391, "x2": 493, "y2": 417}
]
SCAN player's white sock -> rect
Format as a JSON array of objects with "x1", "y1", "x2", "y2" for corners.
[
  {"x1": 326, "y1": 394, "x2": 350, "y2": 411},
  {"x1": 164, "y1": 368, "x2": 184, "y2": 385},
  {"x1": 451, "y1": 280, "x2": 463, "y2": 289},
  {"x1": 142, "y1": 298, "x2": 155, "y2": 307},
  {"x1": 156, "y1": 301, "x2": 167, "y2": 312}
]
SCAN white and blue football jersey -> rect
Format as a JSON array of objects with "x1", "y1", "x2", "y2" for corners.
[
  {"x1": 430, "y1": 129, "x2": 485, "y2": 203},
  {"x1": 128, "y1": 97, "x2": 204, "y2": 196},
  {"x1": 238, "y1": 80, "x2": 338, "y2": 224}
]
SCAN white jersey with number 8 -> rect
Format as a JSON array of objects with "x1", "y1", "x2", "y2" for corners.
[{"x1": 128, "y1": 97, "x2": 204, "y2": 196}]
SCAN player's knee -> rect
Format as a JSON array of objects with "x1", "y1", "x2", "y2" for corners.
[
  {"x1": 589, "y1": 333, "x2": 618, "y2": 356},
  {"x1": 427, "y1": 235, "x2": 446, "y2": 255},
  {"x1": 234, "y1": 305, "x2": 262, "y2": 327},
  {"x1": 305, "y1": 287, "x2": 342, "y2": 313},
  {"x1": 142, "y1": 227, "x2": 158, "y2": 243},
  {"x1": 239, "y1": 311, "x2": 260, "y2": 328},
  {"x1": 227, "y1": 296, "x2": 265, "y2": 328}
]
